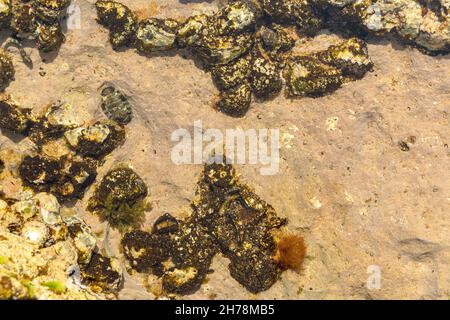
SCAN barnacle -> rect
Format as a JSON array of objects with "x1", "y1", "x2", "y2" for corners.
[
  {"x1": 87, "y1": 166, "x2": 148, "y2": 232},
  {"x1": 19, "y1": 154, "x2": 62, "y2": 189},
  {"x1": 176, "y1": 14, "x2": 209, "y2": 48},
  {"x1": 121, "y1": 162, "x2": 300, "y2": 296},
  {"x1": 211, "y1": 55, "x2": 251, "y2": 91},
  {"x1": 0, "y1": 0, "x2": 11, "y2": 26},
  {"x1": 214, "y1": 0, "x2": 262, "y2": 35},
  {"x1": 249, "y1": 50, "x2": 283, "y2": 99},
  {"x1": 28, "y1": 103, "x2": 81, "y2": 145},
  {"x1": 2, "y1": 90, "x2": 131, "y2": 202},
  {"x1": 257, "y1": 24, "x2": 296, "y2": 63},
  {"x1": 284, "y1": 55, "x2": 344, "y2": 97}
]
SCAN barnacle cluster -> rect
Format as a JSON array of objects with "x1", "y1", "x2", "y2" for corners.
[
  {"x1": 87, "y1": 166, "x2": 148, "y2": 232},
  {"x1": 0, "y1": 177, "x2": 122, "y2": 299},
  {"x1": 0, "y1": 88, "x2": 129, "y2": 201},
  {"x1": 121, "y1": 162, "x2": 305, "y2": 296},
  {"x1": 0, "y1": 0, "x2": 70, "y2": 52}
]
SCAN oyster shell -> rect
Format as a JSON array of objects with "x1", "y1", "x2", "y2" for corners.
[
  {"x1": 95, "y1": 0, "x2": 138, "y2": 49},
  {"x1": 216, "y1": 82, "x2": 252, "y2": 118},
  {"x1": 135, "y1": 18, "x2": 179, "y2": 53},
  {"x1": 0, "y1": 95, "x2": 30, "y2": 134},
  {"x1": 249, "y1": 52, "x2": 283, "y2": 99}
]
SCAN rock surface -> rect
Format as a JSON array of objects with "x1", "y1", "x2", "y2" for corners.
[{"x1": 0, "y1": 0, "x2": 449, "y2": 299}]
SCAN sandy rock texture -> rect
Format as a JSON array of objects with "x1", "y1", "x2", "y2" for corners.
[{"x1": 0, "y1": 0, "x2": 449, "y2": 299}]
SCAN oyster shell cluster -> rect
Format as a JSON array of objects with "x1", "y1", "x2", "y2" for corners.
[
  {"x1": 0, "y1": 48, "x2": 14, "y2": 90},
  {"x1": 0, "y1": 0, "x2": 71, "y2": 52},
  {"x1": 121, "y1": 161, "x2": 300, "y2": 296},
  {"x1": 94, "y1": 0, "x2": 374, "y2": 117},
  {"x1": 0, "y1": 88, "x2": 130, "y2": 201},
  {"x1": 324, "y1": 0, "x2": 450, "y2": 54},
  {"x1": 0, "y1": 178, "x2": 122, "y2": 299},
  {"x1": 95, "y1": 0, "x2": 449, "y2": 117}
]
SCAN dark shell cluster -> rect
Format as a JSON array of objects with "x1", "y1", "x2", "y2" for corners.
[
  {"x1": 0, "y1": 49, "x2": 14, "y2": 90},
  {"x1": 0, "y1": 86, "x2": 132, "y2": 201},
  {"x1": 0, "y1": 0, "x2": 70, "y2": 52},
  {"x1": 94, "y1": 0, "x2": 377, "y2": 117},
  {"x1": 87, "y1": 166, "x2": 148, "y2": 232},
  {"x1": 121, "y1": 162, "x2": 289, "y2": 295}
]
